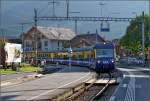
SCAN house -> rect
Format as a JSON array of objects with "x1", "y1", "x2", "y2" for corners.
[
  {"x1": 71, "y1": 32, "x2": 105, "y2": 48},
  {"x1": 23, "y1": 26, "x2": 76, "y2": 52}
]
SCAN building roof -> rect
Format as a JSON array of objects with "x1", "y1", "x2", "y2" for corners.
[
  {"x1": 25, "y1": 26, "x2": 76, "y2": 41},
  {"x1": 71, "y1": 33, "x2": 105, "y2": 48}
]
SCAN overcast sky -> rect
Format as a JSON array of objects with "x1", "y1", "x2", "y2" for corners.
[{"x1": 0, "y1": 0, "x2": 149, "y2": 40}]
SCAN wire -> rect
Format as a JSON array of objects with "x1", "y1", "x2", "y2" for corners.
[{"x1": 2, "y1": 0, "x2": 150, "y2": 1}]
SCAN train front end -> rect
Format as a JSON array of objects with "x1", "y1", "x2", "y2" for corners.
[{"x1": 94, "y1": 43, "x2": 116, "y2": 73}]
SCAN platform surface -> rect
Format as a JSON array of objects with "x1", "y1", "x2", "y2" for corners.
[{"x1": 1, "y1": 66, "x2": 94, "y2": 101}]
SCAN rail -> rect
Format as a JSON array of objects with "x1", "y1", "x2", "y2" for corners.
[
  {"x1": 51, "y1": 75, "x2": 97, "y2": 101},
  {"x1": 51, "y1": 73, "x2": 113, "y2": 101},
  {"x1": 90, "y1": 77, "x2": 111, "y2": 101}
]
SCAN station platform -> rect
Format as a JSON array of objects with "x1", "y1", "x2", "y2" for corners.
[{"x1": 1, "y1": 66, "x2": 94, "y2": 101}]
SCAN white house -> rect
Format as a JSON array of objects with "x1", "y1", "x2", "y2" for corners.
[{"x1": 23, "y1": 26, "x2": 76, "y2": 52}]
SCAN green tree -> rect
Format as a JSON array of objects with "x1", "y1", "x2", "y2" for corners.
[
  {"x1": 119, "y1": 14, "x2": 150, "y2": 55},
  {"x1": 0, "y1": 39, "x2": 5, "y2": 47}
]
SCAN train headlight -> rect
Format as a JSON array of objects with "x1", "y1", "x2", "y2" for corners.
[
  {"x1": 111, "y1": 60, "x2": 114, "y2": 63},
  {"x1": 97, "y1": 60, "x2": 101, "y2": 63}
]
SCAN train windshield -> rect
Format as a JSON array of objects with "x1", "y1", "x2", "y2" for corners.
[{"x1": 96, "y1": 49, "x2": 113, "y2": 58}]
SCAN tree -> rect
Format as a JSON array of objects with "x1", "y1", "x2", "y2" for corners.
[
  {"x1": 119, "y1": 14, "x2": 150, "y2": 55},
  {"x1": 0, "y1": 39, "x2": 5, "y2": 47},
  {"x1": 0, "y1": 39, "x2": 6, "y2": 69}
]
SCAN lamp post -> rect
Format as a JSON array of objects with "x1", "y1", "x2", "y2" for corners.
[
  {"x1": 34, "y1": 9, "x2": 38, "y2": 65},
  {"x1": 21, "y1": 24, "x2": 24, "y2": 64},
  {"x1": 69, "y1": 45, "x2": 72, "y2": 72},
  {"x1": 56, "y1": 33, "x2": 61, "y2": 67}
]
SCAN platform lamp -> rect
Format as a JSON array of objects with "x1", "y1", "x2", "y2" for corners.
[{"x1": 69, "y1": 43, "x2": 72, "y2": 72}]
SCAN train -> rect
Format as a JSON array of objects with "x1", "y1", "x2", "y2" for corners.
[{"x1": 25, "y1": 42, "x2": 116, "y2": 74}]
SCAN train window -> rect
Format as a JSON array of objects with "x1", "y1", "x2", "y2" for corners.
[
  {"x1": 96, "y1": 49, "x2": 113, "y2": 58},
  {"x1": 64, "y1": 55, "x2": 67, "y2": 59},
  {"x1": 79, "y1": 55, "x2": 83, "y2": 59}
]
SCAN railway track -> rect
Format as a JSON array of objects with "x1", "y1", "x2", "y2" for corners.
[
  {"x1": 51, "y1": 73, "x2": 117, "y2": 101},
  {"x1": 90, "y1": 78, "x2": 111, "y2": 101},
  {"x1": 71, "y1": 76, "x2": 111, "y2": 101}
]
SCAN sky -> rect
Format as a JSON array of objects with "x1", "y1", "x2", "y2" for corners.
[{"x1": 0, "y1": 0, "x2": 149, "y2": 40}]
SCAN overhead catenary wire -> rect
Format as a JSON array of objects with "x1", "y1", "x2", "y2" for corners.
[
  {"x1": 0, "y1": 0, "x2": 149, "y2": 1},
  {"x1": 1, "y1": 0, "x2": 149, "y2": 37}
]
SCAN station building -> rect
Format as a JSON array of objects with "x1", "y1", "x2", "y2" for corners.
[{"x1": 23, "y1": 26, "x2": 76, "y2": 52}]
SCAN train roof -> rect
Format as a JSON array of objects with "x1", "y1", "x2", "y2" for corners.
[{"x1": 27, "y1": 43, "x2": 114, "y2": 53}]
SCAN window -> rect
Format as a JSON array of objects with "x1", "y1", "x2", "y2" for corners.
[
  {"x1": 38, "y1": 42, "x2": 41, "y2": 49},
  {"x1": 25, "y1": 41, "x2": 32, "y2": 47},
  {"x1": 44, "y1": 41, "x2": 48, "y2": 47},
  {"x1": 96, "y1": 49, "x2": 113, "y2": 58}
]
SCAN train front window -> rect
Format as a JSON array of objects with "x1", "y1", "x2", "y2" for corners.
[{"x1": 96, "y1": 49, "x2": 113, "y2": 58}]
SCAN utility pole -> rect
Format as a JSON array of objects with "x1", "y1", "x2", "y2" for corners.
[
  {"x1": 0, "y1": 0, "x2": 2, "y2": 94},
  {"x1": 99, "y1": 2, "x2": 105, "y2": 38},
  {"x1": 34, "y1": 9, "x2": 37, "y2": 27},
  {"x1": 75, "y1": 20, "x2": 77, "y2": 34},
  {"x1": 0, "y1": 0, "x2": 1, "y2": 29},
  {"x1": 48, "y1": 0, "x2": 59, "y2": 17},
  {"x1": 34, "y1": 8, "x2": 38, "y2": 65},
  {"x1": 20, "y1": 23, "x2": 24, "y2": 64},
  {"x1": 96, "y1": 29, "x2": 98, "y2": 44},
  {"x1": 142, "y1": 11, "x2": 145, "y2": 65},
  {"x1": 148, "y1": 0, "x2": 150, "y2": 68},
  {"x1": 66, "y1": 0, "x2": 69, "y2": 18}
]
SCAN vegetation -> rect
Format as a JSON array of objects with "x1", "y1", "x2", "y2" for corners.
[
  {"x1": 1, "y1": 69, "x2": 17, "y2": 75},
  {"x1": 1, "y1": 64, "x2": 41, "y2": 75},
  {"x1": 119, "y1": 14, "x2": 150, "y2": 55},
  {"x1": 0, "y1": 39, "x2": 6, "y2": 47}
]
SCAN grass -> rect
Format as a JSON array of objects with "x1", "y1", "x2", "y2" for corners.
[
  {"x1": 20, "y1": 65, "x2": 41, "y2": 73},
  {"x1": 0, "y1": 64, "x2": 41, "y2": 75},
  {"x1": 1, "y1": 69, "x2": 17, "y2": 75}
]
